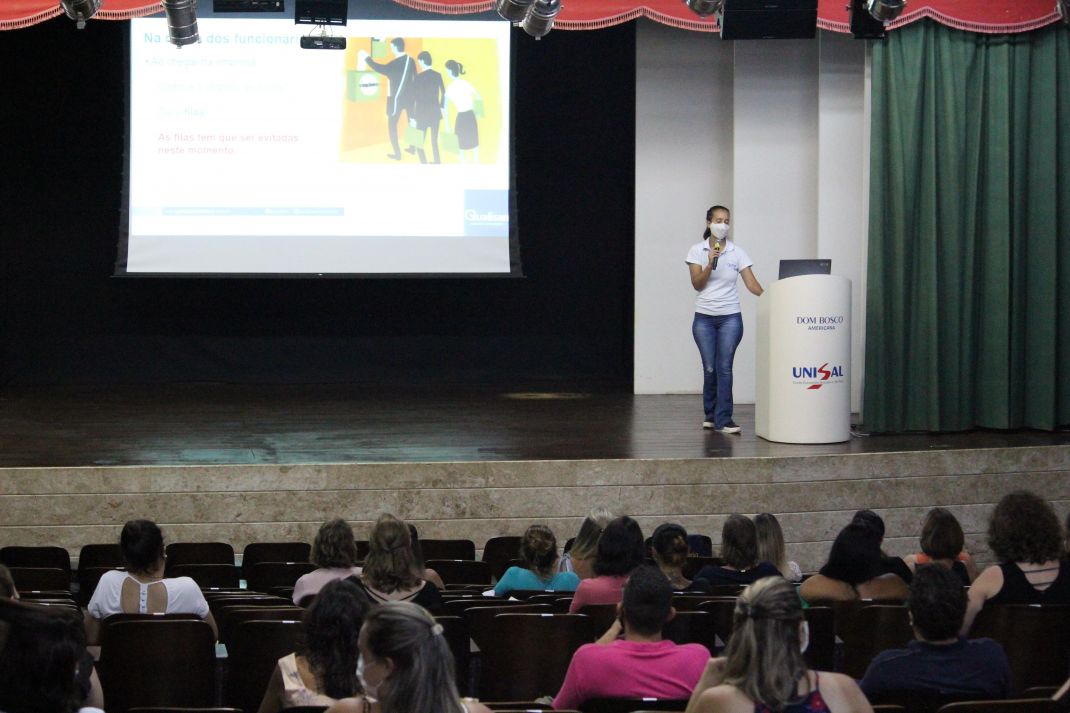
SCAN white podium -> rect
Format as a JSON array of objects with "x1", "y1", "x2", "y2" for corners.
[{"x1": 756, "y1": 274, "x2": 851, "y2": 444}]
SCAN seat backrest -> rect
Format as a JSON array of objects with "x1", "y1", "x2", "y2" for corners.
[
  {"x1": 662, "y1": 611, "x2": 717, "y2": 654},
  {"x1": 167, "y1": 563, "x2": 240, "y2": 589},
  {"x1": 936, "y1": 699, "x2": 1058, "y2": 713},
  {"x1": 577, "y1": 604, "x2": 621, "y2": 639},
  {"x1": 0, "y1": 545, "x2": 71, "y2": 573},
  {"x1": 240, "y1": 542, "x2": 311, "y2": 578},
  {"x1": 78, "y1": 543, "x2": 124, "y2": 570},
  {"x1": 422, "y1": 539, "x2": 477, "y2": 561},
  {"x1": 802, "y1": 606, "x2": 836, "y2": 672},
  {"x1": 435, "y1": 615, "x2": 471, "y2": 696},
  {"x1": 479, "y1": 613, "x2": 595, "y2": 700},
  {"x1": 482, "y1": 537, "x2": 524, "y2": 580},
  {"x1": 77, "y1": 564, "x2": 125, "y2": 606},
  {"x1": 681, "y1": 556, "x2": 723, "y2": 581},
  {"x1": 8, "y1": 566, "x2": 71, "y2": 592},
  {"x1": 218, "y1": 605, "x2": 303, "y2": 647},
  {"x1": 164, "y1": 542, "x2": 234, "y2": 572},
  {"x1": 426, "y1": 559, "x2": 492, "y2": 586},
  {"x1": 464, "y1": 603, "x2": 553, "y2": 650},
  {"x1": 246, "y1": 561, "x2": 317, "y2": 593},
  {"x1": 441, "y1": 596, "x2": 513, "y2": 617},
  {"x1": 696, "y1": 598, "x2": 737, "y2": 643},
  {"x1": 839, "y1": 604, "x2": 914, "y2": 679},
  {"x1": 129, "y1": 708, "x2": 241, "y2": 713},
  {"x1": 481, "y1": 702, "x2": 553, "y2": 711},
  {"x1": 224, "y1": 619, "x2": 304, "y2": 713},
  {"x1": 98, "y1": 619, "x2": 216, "y2": 713},
  {"x1": 580, "y1": 698, "x2": 690, "y2": 713},
  {"x1": 969, "y1": 605, "x2": 1070, "y2": 693}
]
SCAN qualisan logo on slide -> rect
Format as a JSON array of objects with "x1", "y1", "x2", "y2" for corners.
[{"x1": 464, "y1": 189, "x2": 509, "y2": 237}]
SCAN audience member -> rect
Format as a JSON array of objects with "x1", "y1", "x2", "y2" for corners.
[
  {"x1": 259, "y1": 579, "x2": 369, "y2": 713},
  {"x1": 570, "y1": 516, "x2": 646, "y2": 612},
  {"x1": 85, "y1": 519, "x2": 215, "y2": 644},
  {"x1": 695, "y1": 516, "x2": 780, "y2": 587},
  {"x1": 327, "y1": 601, "x2": 491, "y2": 713},
  {"x1": 0, "y1": 597, "x2": 104, "y2": 713},
  {"x1": 560, "y1": 507, "x2": 615, "y2": 578},
  {"x1": 293, "y1": 518, "x2": 364, "y2": 605},
  {"x1": 903, "y1": 508, "x2": 977, "y2": 585},
  {"x1": 853, "y1": 509, "x2": 914, "y2": 583},
  {"x1": 651, "y1": 523, "x2": 710, "y2": 592},
  {"x1": 348, "y1": 513, "x2": 444, "y2": 614},
  {"x1": 495, "y1": 524, "x2": 580, "y2": 596},
  {"x1": 860, "y1": 565, "x2": 1010, "y2": 704},
  {"x1": 799, "y1": 523, "x2": 908, "y2": 603},
  {"x1": 754, "y1": 513, "x2": 802, "y2": 582},
  {"x1": 408, "y1": 524, "x2": 446, "y2": 590},
  {"x1": 962, "y1": 490, "x2": 1070, "y2": 633},
  {"x1": 554, "y1": 565, "x2": 710, "y2": 709},
  {"x1": 685, "y1": 577, "x2": 873, "y2": 713},
  {"x1": 0, "y1": 563, "x2": 18, "y2": 599}
]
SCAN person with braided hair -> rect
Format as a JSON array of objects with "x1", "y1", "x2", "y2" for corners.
[
  {"x1": 685, "y1": 577, "x2": 872, "y2": 713},
  {"x1": 494, "y1": 524, "x2": 580, "y2": 596}
]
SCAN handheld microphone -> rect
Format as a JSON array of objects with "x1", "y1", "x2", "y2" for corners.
[{"x1": 711, "y1": 239, "x2": 721, "y2": 270}]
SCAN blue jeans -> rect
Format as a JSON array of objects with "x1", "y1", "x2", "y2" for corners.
[{"x1": 692, "y1": 312, "x2": 743, "y2": 427}]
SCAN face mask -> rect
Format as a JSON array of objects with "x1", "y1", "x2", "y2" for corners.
[
  {"x1": 799, "y1": 621, "x2": 810, "y2": 654},
  {"x1": 710, "y1": 223, "x2": 730, "y2": 241},
  {"x1": 356, "y1": 655, "x2": 379, "y2": 701}
]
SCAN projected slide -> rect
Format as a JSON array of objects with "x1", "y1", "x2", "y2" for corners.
[{"x1": 124, "y1": 18, "x2": 512, "y2": 274}]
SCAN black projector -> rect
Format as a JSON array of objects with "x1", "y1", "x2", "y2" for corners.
[{"x1": 717, "y1": 0, "x2": 818, "y2": 39}]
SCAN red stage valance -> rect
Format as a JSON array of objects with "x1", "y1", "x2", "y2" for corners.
[{"x1": 0, "y1": 0, "x2": 1060, "y2": 33}]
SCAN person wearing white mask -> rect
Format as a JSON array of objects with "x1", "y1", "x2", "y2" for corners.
[
  {"x1": 685, "y1": 205, "x2": 764, "y2": 433},
  {"x1": 684, "y1": 577, "x2": 873, "y2": 713},
  {"x1": 327, "y1": 601, "x2": 491, "y2": 713}
]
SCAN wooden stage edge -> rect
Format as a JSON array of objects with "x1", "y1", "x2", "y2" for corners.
[{"x1": 0, "y1": 384, "x2": 1068, "y2": 570}]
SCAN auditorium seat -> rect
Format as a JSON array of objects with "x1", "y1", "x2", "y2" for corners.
[
  {"x1": 839, "y1": 604, "x2": 914, "y2": 679},
  {"x1": 580, "y1": 698, "x2": 689, "y2": 713},
  {"x1": 128, "y1": 708, "x2": 241, "y2": 713},
  {"x1": 477, "y1": 612, "x2": 594, "y2": 700},
  {"x1": 802, "y1": 606, "x2": 835, "y2": 672},
  {"x1": 77, "y1": 544, "x2": 125, "y2": 604},
  {"x1": 245, "y1": 561, "x2": 316, "y2": 593},
  {"x1": 442, "y1": 596, "x2": 517, "y2": 617},
  {"x1": 577, "y1": 603, "x2": 619, "y2": 637},
  {"x1": 426, "y1": 559, "x2": 492, "y2": 585},
  {"x1": 98, "y1": 618, "x2": 216, "y2": 713},
  {"x1": 164, "y1": 542, "x2": 235, "y2": 575},
  {"x1": 167, "y1": 563, "x2": 240, "y2": 589},
  {"x1": 240, "y1": 541, "x2": 311, "y2": 579},
  {"x1": 217, "y1": 605, "x2": 303, "y2": 647},
  {"x1": 935, "y1": 699, "x2": 1058, "y2": 713},
  {"x1": 482, "y1": 536, "x2": 523, "y2": 581},
  {"x1": 7, "y1": 566, "x2": 71, "y2": 592},
  {"x1": 968, "y1": 604, "x2": 1070, "y2": 693},
  {"x1": 224, "y1": 619, "x2": 304, "y2": 713},
  {"x1": 435, "y1": 615, "x2": 472, "y2": 695},
  {"x1": 697, "y1": 598, "x2": 737, "y2": 644},
  {"x1": 682, "y1": 556, "x2": 723, "y2": 581},
  {"x1": 662, "y1": 610, "x2": 718, "y2": 653},
  {"x1": 462, "y1": 603, "x2": 552, "y2": 651},
  {"x1": 481, "y1": 702, "x2": 552, "y2": 710},
  {"x1": 421, "y1": 539, "x2": 477, "y2": 560},
  {"x1": 0, "y1": 545, "x2": 71, "y2": 573}
]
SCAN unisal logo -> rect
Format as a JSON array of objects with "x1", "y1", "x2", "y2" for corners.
[{"x1": 792, "y1": 363, "x2": 845, "y2": 390}]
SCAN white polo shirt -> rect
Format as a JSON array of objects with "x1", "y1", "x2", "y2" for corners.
[{"x1": 685, "y1": 238, "x2": 753, "y2": 316}]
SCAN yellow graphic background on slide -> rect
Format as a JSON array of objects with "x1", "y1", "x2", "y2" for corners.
[{"x1": 339, "y1": 37, "x2": 502, "y2": 165}]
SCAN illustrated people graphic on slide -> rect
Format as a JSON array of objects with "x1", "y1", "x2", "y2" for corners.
[
  {"x1": 444, "y1": 60, "x2": 482, "y2": 164},
  {"x1": 362, "y1": 38, "x2": 416, "y2": 161},
  {"x1": 410, "y1": 51, "x2": 445, "y2": 165}
]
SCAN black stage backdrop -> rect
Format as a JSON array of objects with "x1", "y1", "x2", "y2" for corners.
[{"x1": 0, "y1": 19, "x2": 635, "y2": 386}]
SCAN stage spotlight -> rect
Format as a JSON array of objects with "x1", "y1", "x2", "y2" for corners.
[
  {"x1": 496, "y1": 0, "x2": 534, "y2": 23},
  {"x1": 865, "y1": 0, "x2": 905, "y2": 23},
  {"x1": 163, "y1": 0, "x2": 200, "y2": 46},
  {"x1": 59, "y1": 0, "x2": 101, "y2": 29},
  {"x1": 520, "y1": 0, "x2": 559, "y2": 38},
  {"x1": 683, "y1": 0, "x2": 723, "y2": 18},
  {"x1": 1059, "y1": 0, "x2": 1070, "y2": 25}
]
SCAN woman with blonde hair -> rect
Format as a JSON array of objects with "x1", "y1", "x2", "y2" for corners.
[
  {"x1": 347, "y1": 514, "x2": 444, "y2": 614},
  {"x1": 494, "y1": 524, "x2": 580, "y2": 595},
  {"x1": 327, "y1": 601, "x2": 490, "y2": 713},
  {"x1": 755, "y1": 514, "x2": 802, "y2": 583},
  {"x1": 686, "y1": 577, "x2": 872, "y2": 713},
  {"x1": 559, "y1": 507, "x2": 614, "y2": 579}
]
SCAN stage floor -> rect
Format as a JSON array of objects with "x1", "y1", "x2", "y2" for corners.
[{"x1": 2, "y1": 383, "x2": 1068, "y2": 467}]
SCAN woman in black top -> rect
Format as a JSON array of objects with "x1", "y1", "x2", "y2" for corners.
[
  {"x1": 694, "y1": 515, "x2": 780, "y2": 587},
  {"x1": 348, "y1": 514, "x2": 444, "y2": 615}
]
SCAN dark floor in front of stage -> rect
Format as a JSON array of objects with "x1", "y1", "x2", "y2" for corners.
[{"x1": 1, "y1": 383, "x2": 1067, "y2": 467}]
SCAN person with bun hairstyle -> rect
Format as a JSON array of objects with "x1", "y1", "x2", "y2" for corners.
[
  {"x1": 85, "y1": 519, "x2": 215, "y2": 644},
  {"x1": 293, "y1": 518, "x2": 363, "y2": 605},
  {"x1": 569, "y1": 516, "x2": 646, "y2": 612},
  {"x1": 560, "y1": 507, "x2": 614, "y2": 578},
  {"x1": 685, "y1": 577, "x2": 873, "y2": 713},
  {"x1": 685, "y1": 204, "x2": 763, "y2": 434},
  {"x1": 326, "y1": 601, "x2": 491, "y2": 713},
  {"x1": 348, "y1": 513, "x2": 444, "y2": 614},
  {"x1": 651, "y1": 523, "x2": 710, "y2": 592},
  {"x1": 494, "y1": 524, "x2": 580, "y2": 596},
  {"x1": 258, "y1": 578, "x2": 370, "y2": 713}
]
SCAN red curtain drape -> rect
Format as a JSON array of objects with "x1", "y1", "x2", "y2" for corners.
[{"x1": 1, "y1": 0, "x2": 1060, "y2": 32}]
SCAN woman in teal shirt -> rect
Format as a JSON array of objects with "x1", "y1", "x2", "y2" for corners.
[{"x1": 494, "y1": 524, "x2": 580, "y2": 596}]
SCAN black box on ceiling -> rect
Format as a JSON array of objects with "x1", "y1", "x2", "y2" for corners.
[
  {"x1": 295, "y1": 0, "x2": 347, "y2": 24},
  {"x1": 213, "y1": 0, "x2": 285, "y2": 11},
  {"x1": 717, "y1": 0, "x2": 818, "y2": 39}
]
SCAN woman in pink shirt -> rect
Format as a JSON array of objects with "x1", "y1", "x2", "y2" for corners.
[
  {"x1": 293, "y1": 519, "x2": 363, "y2": 606},
  {"x1": 569, "y1": 516, "x2": 645, "y2": 613}
]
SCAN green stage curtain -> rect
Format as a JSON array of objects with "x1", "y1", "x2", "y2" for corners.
[{"x1": 863, "y1": 20, "x2": 1070, "y2": 432}]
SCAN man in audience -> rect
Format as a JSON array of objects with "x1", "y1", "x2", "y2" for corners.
[
  {"x1": 553, "y1": 565, "x2": 709, "y2": 709},
  {"x1": 860, "y1": 564, "x2": 1011, "y2": 703}
]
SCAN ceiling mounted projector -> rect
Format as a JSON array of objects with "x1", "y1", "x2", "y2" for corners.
[{"x1": 60, "y1": 0, "x2": 101, "y2": 28}]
